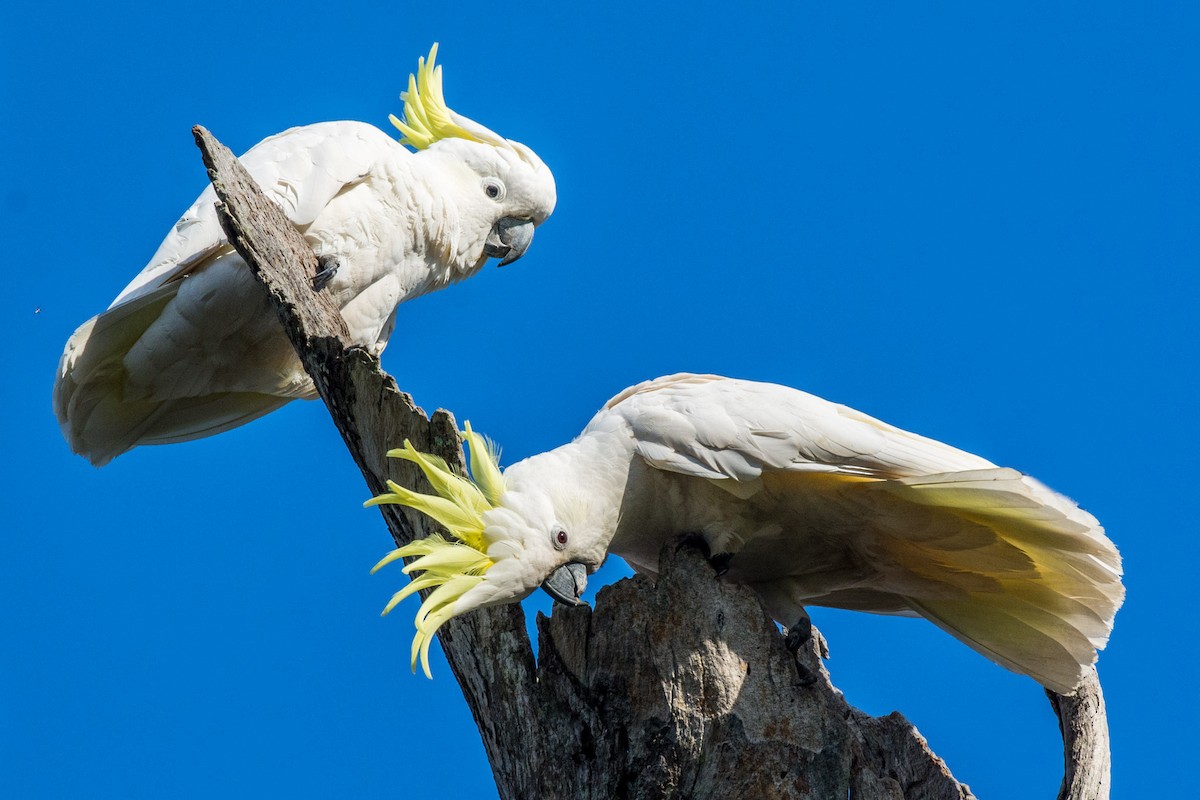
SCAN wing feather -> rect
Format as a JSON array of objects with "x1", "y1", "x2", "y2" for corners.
[
  {"x1": 111, "y1": 121, "x2": 396, "y2": 308},
  {"x1": 600, "y1": 374, "x2": 1122, "y2": 691},
  {"x1": 606, "y1": 373, "x2": 993, "y2": 481}
]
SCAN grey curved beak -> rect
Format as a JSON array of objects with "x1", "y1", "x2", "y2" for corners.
[
  {"x1": 542, "y1": 562, "x2": 588, "y2": 606},
  {"x1": 483, "y1": 217, "x2": 536, "y2": 266}
]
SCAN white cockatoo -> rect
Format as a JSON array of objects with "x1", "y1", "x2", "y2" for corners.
[
  {"x1": 54, "y1": 44, "x2": 556, "y2": 466},
  {"x1": 368, "y1": 374, "x2": 1123, "y2": 692}
]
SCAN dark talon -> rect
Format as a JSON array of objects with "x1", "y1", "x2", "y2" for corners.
[
  {"x1": 674, "y1": 536, "x2": 735, "y2": 576},
  {"x1": 794, "y1": 665, "x2": 818, "y2": 687},
  {"x1": 784, "y1": 614, "x2": 812, "y2": 655},
  {"x1": 709, "y1": 552, "x2": 734, "y2": 577},
  {"x1": 313, "y1": 254, "x2": 340, "y2": 291},
  {"x1": 675, "y1": 533, "x2": 712, "y2": 560}
]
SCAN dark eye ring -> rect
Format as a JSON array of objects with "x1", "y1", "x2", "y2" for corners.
[{"x1": 553, "y1": 527, "x2": 569, "y2": 550}]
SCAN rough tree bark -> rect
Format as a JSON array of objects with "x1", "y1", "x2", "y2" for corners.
[
  {"x1": 1048, "y1": 671, "x2": 1111, "y2": 800},
  {"x1": 192, "y1": 124, "x2": 1109, "y2": 800}
]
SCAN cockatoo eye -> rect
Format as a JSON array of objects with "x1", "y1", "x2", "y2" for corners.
[
  {"x1": 482, "y1": 178, "x2": 506, "y2": 201},
  {"x1": 552, "y1": 527, "x2": 569, "y2": 551}
]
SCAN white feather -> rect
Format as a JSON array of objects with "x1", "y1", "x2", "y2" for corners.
[
  {"x1": 54, "y1": 119, "x2": 555, "y2": 465},
  {"x1": 491, "y1": 374, "x2": 1123, "y2": 693}
]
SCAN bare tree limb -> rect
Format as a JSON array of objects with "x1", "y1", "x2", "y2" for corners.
[
  {"x1": 192, "y1": 126, "x2": 543, "y2": 796},
  {"x1": 191, "y1": 123, "x2": 1102, "y2": 799},
  {"x1": 1048, "y1": 670, "x2": 1111, "y2": 800}
]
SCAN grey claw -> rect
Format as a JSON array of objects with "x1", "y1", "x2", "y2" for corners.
[
  {"x1": 794, "y1": 665, "x2": 818, "y2": 687},
  {"x1": 709, "y1": 552, "x2": 734, "y2": 577},
  {"x1": 313, "y1": 255, "x2": 340, "y2": 291}
]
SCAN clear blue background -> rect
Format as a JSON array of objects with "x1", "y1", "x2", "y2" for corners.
[{"x1": 4, "y1": 2, "x2": 1196, "y2": 797}]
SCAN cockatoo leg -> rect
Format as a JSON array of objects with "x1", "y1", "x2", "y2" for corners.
[
  {"x1": 784, "y1": 611, "x2": 812, "y2": 654},
  {"x1": 674, "y1": 533, "x2": 735, "y2": 577},
  {"x1": 312, "y1": 254, "x2": 340, "y2": 291},
  {"x1": 785, "y1": 612, "x2": 818, "y2": 687}
]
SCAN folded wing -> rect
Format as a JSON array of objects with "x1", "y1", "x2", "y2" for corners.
[{"x1": 54, "y1": 122, "x2": 392, "y2": 465}]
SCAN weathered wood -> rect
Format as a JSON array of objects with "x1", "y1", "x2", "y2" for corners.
[
  {"x1": 536, "y1": 544, "x2": 974, "y2": 799},
  {"x1": 192, "y1": 127, "x2": 540, "y2": 793},
  {"x1": 192, "y1": 123, "x2": 1103, "y2": 799},
  {"x1": 1048, "y1": 669, "x2": 1111, "y2": 800}
]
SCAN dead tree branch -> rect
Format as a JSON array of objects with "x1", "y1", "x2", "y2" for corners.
[
  {"x1": 1048, "y1": 670, "x2": 1111, "y2": 800},
  {"x1": 192, "y1": 124, "x2": 1103, "y2": 799}
]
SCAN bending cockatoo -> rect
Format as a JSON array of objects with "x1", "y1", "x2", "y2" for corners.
[
  {"x1": 54, "y1": 44, "x2": 556, "y2": 466},
  {"x1": 369, "y1": 374, "x2": 1123, "y2": 692}
]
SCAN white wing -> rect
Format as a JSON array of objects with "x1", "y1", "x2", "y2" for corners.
[
  {"x1": 55, "y1": 121, "x2": 406, "y2": 465},
  {"x1": 604, "y1": 373, "x2": 994, "y2": 481},
  {"x1": 111, "y1": 120, "x2": 397, "y2": 308},
  {"x1": 600, "y1": 374, "x2": 1122, "y2": 692}
]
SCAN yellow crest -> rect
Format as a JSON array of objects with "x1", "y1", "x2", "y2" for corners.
[
  {"x1": 364, "y1": 423, "x2": 505, "y2": 677},
  {"x1": 390, "y1": 44, "x2": 505, "y2": 151}
]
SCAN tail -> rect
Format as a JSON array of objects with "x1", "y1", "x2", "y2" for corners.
[
  {"x1": 53, "y1": 286, "x2": 295, "y2": 466},
  {"x1": 872, "y1": 468, "x2": 1123, "y2": 693}
]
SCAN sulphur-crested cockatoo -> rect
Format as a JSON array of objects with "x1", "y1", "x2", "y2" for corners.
[
  {"x1": 368, "y1": 374, "x2": 1123, "y2": 691},
  {"x1": 54, "y1": 44, "x2": 556, "y2": 466}
]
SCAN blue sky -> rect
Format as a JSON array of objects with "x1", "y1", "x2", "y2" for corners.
[{"x1": 3, "y1": 2, "x2": 1197, "y2": 797}]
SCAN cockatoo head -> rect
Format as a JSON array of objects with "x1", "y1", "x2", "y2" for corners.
[
  {"x1": 366, "y1": 426, "x2": 598, "y2": 677},
  {"x1": 392, "y1": 44, "x2": 557, "y2": 268}
]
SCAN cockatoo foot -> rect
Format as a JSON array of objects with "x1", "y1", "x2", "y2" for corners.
[
  {"x1": 674, "y1": 533, "x2": 734, "y2": 577},
  {"x1": 675, "y1": 532, "x2": 712, "y2": 559},
  {"x1": 313, "y1": 254, "x2": 340, "y2": 291},
  {"x1": 708, "y1": 552, "x2": 734, "y2": 577},
  {"x1": 784, "y1": 613, "x2": 812, "y2": 655},
  {"x1": 672, "y1": 534, "x2": 705, "y2": 561},
  {"x1": 786, "y1": 614, "x2": 819, "y2": 686},
  {"x1": 794, "y1": 666, "x2": 819, "y2": 687},
  {"x1": 672, "y1": 532, "x2": 734, "y2": 575}
]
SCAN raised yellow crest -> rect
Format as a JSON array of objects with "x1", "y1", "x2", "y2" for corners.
[
  {"x1": 390, "y1": 44, "x2": 506, "y2": 151},
  {"x1": 365, "y1": 423, "x2": 505, "y2": 677}
]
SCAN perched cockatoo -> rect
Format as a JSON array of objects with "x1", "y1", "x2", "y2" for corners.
[
  {"x1": 54, "y1": 44, "x2": 556, "y2": 466},
  {"x1": 368, "y1": 374, "x2": 1123, "y2": 692}
]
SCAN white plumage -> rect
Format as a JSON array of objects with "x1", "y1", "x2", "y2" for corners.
[
  {"x1": 375, "y1": 374, "x2": 1123, "y2": 691},
  {"x1": 54, "y1": 48, "x2": 556, "y2": 465}
]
